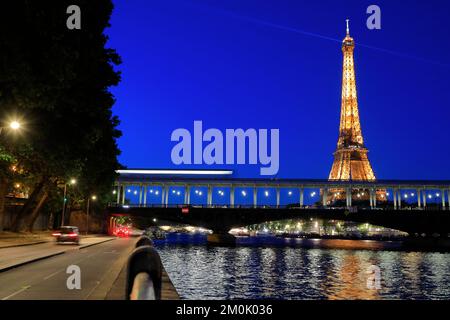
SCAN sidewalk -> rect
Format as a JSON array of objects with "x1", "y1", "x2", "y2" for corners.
[{"x1": 0, "y1": 235, "x2": 115, "y2": 273}]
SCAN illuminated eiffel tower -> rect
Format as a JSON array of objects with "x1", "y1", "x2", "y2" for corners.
[{"x1": 328, "y1": 20, "x2": 385, "y2": 203}]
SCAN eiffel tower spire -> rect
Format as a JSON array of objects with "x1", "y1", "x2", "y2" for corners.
[{"x1": 328, "y1": 21, "x2": 376, "y2": 181}]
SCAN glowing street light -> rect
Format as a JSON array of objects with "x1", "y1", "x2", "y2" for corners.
[
  {"x1": 10, "y1": 121, "x2": 21, "y2": 130},
  {"x1": 264, "y1": 191, "x2": 269, "y2": 197},
  {"x1": 288, "y1": 191, "x2": 292, "y2": 196},
  {"x1": 242, "y1": 190, "x2": 247, "y2": 197}
]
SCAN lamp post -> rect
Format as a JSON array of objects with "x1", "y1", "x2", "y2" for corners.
[
  {"x1": 86, "y1": 195, "x2": 97, "y2": 235},
  {"x1": 61, "y1": 178, "x2": 77, "y2": 226}
]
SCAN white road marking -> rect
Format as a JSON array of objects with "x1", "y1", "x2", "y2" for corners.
[
  {"x1": 44, "y1": 270, "x2": 61, "y2": 280},
  {"x1": 1, "y1": 285, "x2": 31, "y2": 300}
]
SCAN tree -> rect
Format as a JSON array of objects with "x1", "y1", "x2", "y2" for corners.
[{"x1": 0, "y1": 0, "x2": 122, "y2": 231}]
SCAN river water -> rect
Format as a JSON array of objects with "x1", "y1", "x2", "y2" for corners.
[{"x1": 155, "y1": 234, "x2": 450, "y2": 300}]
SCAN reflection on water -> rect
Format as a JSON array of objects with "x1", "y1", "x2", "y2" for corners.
[{"x1": 155, "y1": 236, "x2": 450, "y2": 300}]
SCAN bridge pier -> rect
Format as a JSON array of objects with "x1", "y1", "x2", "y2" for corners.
[
  {"x1": 441, "y1": 189, "x2": 446, "y2": 210},
  {"x1": 299, "y1": 188, "x2": 304, "y2": 207},
  {"x1": 393, "y1": 189, "x2": 397, "y2": 209},
  {"x1": 417, "y1": 189, "x2": 421, "y2": 208},
  {"x1": 138, "y1": 184, "x2": 143, "y2": 206},
  {"x1": 447, "y1": 189, "x2": 450, "y2": 210},
  {"x1": 253, "y1": 187, "x2": 257, "y2": 208},
  {"x1": 322, "y1": 188, "x2": 328, "y2": 207},
  {"x1": 422, "y1": 191, "x2": 427, "y2": 208},
  {"x1": 121, "y1": 185, "x2": 125, "y2": 205},
  {"x1": 346, "y1": 188, "x2": 352, "y2": 207},
  {"x1": 143, "y1": 185, "x2": 147, "y2": 206},
  {"x1": 207, "y1": 185, "x2": 212, "y2": 207},
  {"x1": 276, "y1": 189, "x2": 280, "y2": 208},
  {"x1": 184, "y1": 185, "x2": 190, "y2": 205},
  {"x1": 230, "y1": 186, "x2": 235, "y2": 208}
]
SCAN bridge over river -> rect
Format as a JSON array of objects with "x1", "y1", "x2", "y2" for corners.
[{"x1": 107, "y1": 169, "x2": 450, "y2": 241}]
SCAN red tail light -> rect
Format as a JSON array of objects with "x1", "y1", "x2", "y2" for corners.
[
  {"x1": 52, "y1": 232, "x2": 61, "y2": 236},
  {"x1": 68, "y1": 233, "x2": 78, "y2": 237}
]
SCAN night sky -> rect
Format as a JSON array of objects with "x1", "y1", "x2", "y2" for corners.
[{"x1": 106, "y1": 0, "x2": 450, "y2": 180}]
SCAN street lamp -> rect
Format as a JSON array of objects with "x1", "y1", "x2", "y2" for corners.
[
  {"x1": 61, "y1": 178, "x2": 76, "y2": 226},
  {"x1": 86, "y1": 195, "x2": 97, "y2": 235},
  {"x1": 0, "y1": 120, "x2": 22, "y2": 135}
]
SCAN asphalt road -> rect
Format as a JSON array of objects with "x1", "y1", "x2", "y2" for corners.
[{"x1": 0, "y1": 238, "x2": 135, "y2": 300}]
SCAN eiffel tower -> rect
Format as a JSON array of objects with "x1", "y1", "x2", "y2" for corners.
[{"x1": 328, "y1": 20, "x2": 385, "y2": 203}]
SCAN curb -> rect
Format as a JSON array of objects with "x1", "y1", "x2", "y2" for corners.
[
  {"x1": 79, "y1": 238, "x2": 115, "y2": 250},
  {"x1": 0, "y1": 251, "x2": 65, "y2": 273},
  {"x1": 0, "y1": 240, "x2": 49, "y2": 249}
]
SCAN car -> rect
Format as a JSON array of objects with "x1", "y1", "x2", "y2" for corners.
[
  {"x1": 116, "y1": 226, "x2": 130, "y2": 237},
  {"x1": 52, "y1": 226, "x2": 80, "y2": 245}
]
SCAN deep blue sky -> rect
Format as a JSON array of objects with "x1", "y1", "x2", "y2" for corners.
[{"x1": 106, "y1": 0, "x2": 450, "y2": 180}]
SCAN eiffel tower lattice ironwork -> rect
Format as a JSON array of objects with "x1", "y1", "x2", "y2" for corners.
[{"x1": 329, "y1": 20, "x2": 376, "y2": 182}]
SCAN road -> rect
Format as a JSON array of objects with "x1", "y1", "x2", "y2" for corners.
[{"x1": 0, "y1": 237, "x2": 135, "y2": 300}]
